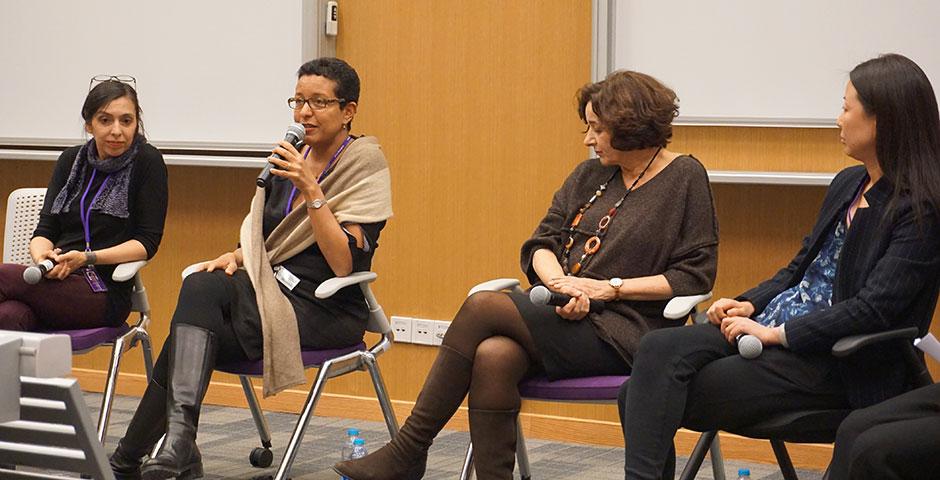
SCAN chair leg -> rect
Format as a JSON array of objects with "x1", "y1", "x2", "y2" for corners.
[
  {"x1": 709, "y1": 434, "x2": 727, "y2": 480},
  {"x1": 770, "y1": 439, "x2": 799, "y2": 480},
  {"x1": 516, "y1": 420, "x2": 531, "y2": 480},
  {"x1": 363, "y1": 353, "x2": 400, "y2": 437},
  {"x1": 459, "y1": 441, "x2": 475, "y2": 480},
  {"x1": 271, "y1": 360, "x2": 334, "y2": 480},
  {"x1": 97, "y1": 336, "x2": 127, "y2": 444},
  {"x1": 239, "y1": 376, "x2": 273, "y2": 449},
  {"x1": 138, "y1": 327, "x2": 155, "y2": 382},
  {"x1": 678, "y1": 431, "x2": 717, "y2": 480}
]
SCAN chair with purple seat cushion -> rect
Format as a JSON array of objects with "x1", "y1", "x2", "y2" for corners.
[
  {"x1": 4, "y1": 188, "x2": 156, "y2": 446},
  {"x1": 177, "y1": 264, "x2": 399, "y2": 480},
  {"x1": 457, "y1": 278, "x2": 723, "y2": 480}
]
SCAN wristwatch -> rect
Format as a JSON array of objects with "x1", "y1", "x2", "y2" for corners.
[
  {"x1": 306, "y1": 198, "x2": 326, "y2": 210},
  {"x1": 609, "y1": 277, "x2": 623, "y2": 298}
]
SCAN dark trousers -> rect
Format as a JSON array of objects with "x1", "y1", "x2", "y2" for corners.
[
  {"x1": 829, "y1": 382, "x2": 940, "y2": 480},
  {"x1": 0, "y1": 263, "x2": 107, "y2": 331},
  {"x1": 620, "y1": 323, "x2": 850, "y2": 480}
]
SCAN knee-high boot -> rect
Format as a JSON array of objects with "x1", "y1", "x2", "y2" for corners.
[
  {"x1": 109, "y1": 381, "x2": 167, "y2": 480},
  {"x1": 140, "y1": 325, "x2": 216, "y2": 480},
  {"x1": 333, "y1": 344, "x2": 473, "y2": 480},
  {"x1": 468, "y1": 409, "x2": 519, "y2": 480}
]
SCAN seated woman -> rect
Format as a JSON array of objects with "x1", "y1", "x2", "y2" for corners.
[
  {"x1": 620, "y1": 53, "x2": 940, "y2": 480},
  {"x1": 0, "y1": 77, "x2": 167, "y2": 332},
  {"x1": 334, "y1": 70, "x2": 718, "y2": 480},
  {"x1": 829, "y1": 381, "x2": 940, "y2": 479},
  {"x1": 108, "y1": 57, "x2": 393, "y2": 480}
]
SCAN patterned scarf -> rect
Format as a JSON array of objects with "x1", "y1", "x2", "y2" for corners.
[{"x1": 50, "y1": 135, "x2": 142, "y2": 218}]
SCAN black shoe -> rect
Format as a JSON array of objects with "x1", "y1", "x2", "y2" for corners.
[{"x1": 110, "y1": 380, "x2": 168, "y2": 480}]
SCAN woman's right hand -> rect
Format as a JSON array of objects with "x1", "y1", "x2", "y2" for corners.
[
  {"x1": 198, "y1": 251, "x2": 241, "y2": 276},
  {"x1": 553, "y1": 283, "x2": 591, "y2": 321},
  {"x1": 705, "y1": 298, "x2": 756, "y2": 325}
]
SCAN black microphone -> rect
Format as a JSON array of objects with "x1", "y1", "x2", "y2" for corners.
[
  {"x1": 735, "y1": 334, "x2": 763, "y2": 359},
  {"x1": 529, "y1": 285, "x2": 605, "y2": 313},
  {"x1": 256, "y1": 123, "x2": 307, "y2": 188},
  {"x1": 23, "y1": 259, "x2": 56, "y2": 285}
]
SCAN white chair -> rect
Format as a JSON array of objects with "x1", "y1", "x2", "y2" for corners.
[
  {"x1": 3, "y1": 187, "x2": 155, "y2": 444},
  {"x1": 179, "y1": 264, "x2": 400, "y2": 480},
  {"x1": 459, "y1": 278, "x2": 724, "y2": 480}
]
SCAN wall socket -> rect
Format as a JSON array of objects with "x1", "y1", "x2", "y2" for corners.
[
  {"x1": 390, "y1": 316, "x2": 413, "y2": 343},
  {"x1": 413, "y1": 319, "x2": 435, "y2": 345}
]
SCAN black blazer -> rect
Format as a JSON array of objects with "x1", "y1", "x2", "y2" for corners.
[{"x1": 739, "y1": 166, "x2": 940, "y2": 408}]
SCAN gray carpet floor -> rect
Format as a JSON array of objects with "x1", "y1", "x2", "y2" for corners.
[{"x1": 89, "y1": 393, "x2": 824, "y2": 480}]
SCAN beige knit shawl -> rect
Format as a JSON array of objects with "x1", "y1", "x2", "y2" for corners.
[{"x1": 239, "y1": 136, "x2": 393, "y2": 397}]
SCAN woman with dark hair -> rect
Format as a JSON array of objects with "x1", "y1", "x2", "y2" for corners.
[
  {"x1": 0, "y1": 77, "x2": 167, "y2": 331},
  {"x1": 109, "y1": 57, "x2": 393, "y2": 480},
  {"x1": 620, "y1": 53, "x2": 940, "y2": 480},
  {"x1": 334, "y1": 70, "x2": 718, "y2": 480}
]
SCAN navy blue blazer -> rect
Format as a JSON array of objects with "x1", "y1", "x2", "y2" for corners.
[{"x1": 739, "y1": 165, "x2": 940, "y2": 408}]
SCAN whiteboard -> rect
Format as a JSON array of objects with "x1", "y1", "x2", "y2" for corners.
[
  {"x1": 0, "y1": 0, "x2": 321, "y2": 149},
  {"x1": 598, "y1": 0, "x2": 940, "y2": 127}
]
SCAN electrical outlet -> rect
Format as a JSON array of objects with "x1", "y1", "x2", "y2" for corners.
[
  {"x1": 432, "y1": 320, "x2": 449, "y2": 346},
  {"x1": 390, "y1": 316, "x2": 413, "y2": 343},
  {"x1": 413, "y1": 319, "x2": 435, "y2": 345}
]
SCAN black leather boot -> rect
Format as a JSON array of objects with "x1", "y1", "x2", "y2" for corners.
[
  {"x1": 110, "y1": 380, "x2": 167, "y2": 480},
  {"x1": 140, "y1": 325, "x2": 216, "y2": 480}
]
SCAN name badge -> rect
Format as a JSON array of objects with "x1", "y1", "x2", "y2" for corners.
[
  {"x1": 274, "y1": 265, "x2": 300, "y2": 291},
  {"x1": 83, "y1": 266, "x2": 108, "y2": 293}
]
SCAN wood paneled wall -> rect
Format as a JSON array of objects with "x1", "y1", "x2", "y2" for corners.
[{"x1": 1, "y1": 0, "x2": 938, "y2": 465}]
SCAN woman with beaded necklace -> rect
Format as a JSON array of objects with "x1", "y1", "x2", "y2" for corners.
[{"x1": 335, "y1": 70, "x2": 718, "y2": 480}]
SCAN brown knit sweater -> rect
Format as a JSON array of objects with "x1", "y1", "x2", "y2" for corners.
[{"x1": 520, "y1": 155, "x2": 718, "y2": 366}]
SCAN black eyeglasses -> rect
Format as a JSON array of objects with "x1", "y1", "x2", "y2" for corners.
[
  {"x1": 288, "y1": 96, "x2": 344, "y2": 111},
  {"x1": 89, "y1": 74, "x2": 137, "y2": 91}
]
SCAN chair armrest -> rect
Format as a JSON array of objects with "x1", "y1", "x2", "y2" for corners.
[
  {"x1": 832, "y1": 326, "x2": 920, "y2": 358},
  {"x1": 663, "y1": 292, "x2": 713, "y2": 320},
  {"x1": 468, "y1": 278, "x2": 522, "y2": 297},
  {"x1": 112, "y1": 260, "x2": 148, "y2": 282},
  {"x1": 316, "y1": 271, "x2": 377, "y2": 299}
]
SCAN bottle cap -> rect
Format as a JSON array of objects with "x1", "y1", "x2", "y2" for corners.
[
  {"x1": 354, "y1": 438, "x2": 365, "y2": 445},
  {"x1": 738, "y1": 468, "x2": 750, "y2": 476},
  {"x1": 346, "y1": 428, "x2": 360, "y2": 436}
]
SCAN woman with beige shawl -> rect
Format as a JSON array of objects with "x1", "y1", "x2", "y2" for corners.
[{"x1": 109, "y1": 58, "x2": 393, "y2": 480}]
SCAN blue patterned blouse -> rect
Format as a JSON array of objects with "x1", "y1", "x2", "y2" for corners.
[{"x1": 755, "y1": 218, "x2": 847, "y2": 327}]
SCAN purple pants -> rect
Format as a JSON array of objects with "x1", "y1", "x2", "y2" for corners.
[{"x1": 0, "y1": 263, "x2": 108, "y2": 331}]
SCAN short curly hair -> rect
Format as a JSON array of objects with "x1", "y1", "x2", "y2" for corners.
[{"x1": 577, "y1": 71, "x2": 679, "y2": 151}]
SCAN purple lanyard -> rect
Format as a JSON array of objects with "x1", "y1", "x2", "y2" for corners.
[
  {"x1": 79, "y1": 169, "x2": 112, "y2": 251},
  {"x1": 284, "y1": 136, "x2": 353, "y2": 216}
]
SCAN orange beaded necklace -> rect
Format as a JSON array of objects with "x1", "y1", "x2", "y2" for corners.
[{"x1": 561, "y1": 147, "x2": 661, "y2": 275}]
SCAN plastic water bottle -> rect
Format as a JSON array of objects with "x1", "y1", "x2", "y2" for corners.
[
  {"x1": 341, "y1": 428, "x2": 361, "y2": 461},
  {"x1": 340, "y1": 438, "x2": 368, "y2": 479},
  {"x1": 737, "y1": 468, "x2": 751, "y2": 480}
]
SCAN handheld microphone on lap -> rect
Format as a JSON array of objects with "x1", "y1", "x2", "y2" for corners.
[
  {"x1": 735, "y1": 334, "x2": 763, "y2": 359},
  {"x1": 256, "y1": 123, "x2": 307, "y2": 188},
  {"x1": 23, "y1": 259, "x2": 57, "y2": 285},
  {"x1": 529, "y1": 285, "x2": 606, "y2": 314}
]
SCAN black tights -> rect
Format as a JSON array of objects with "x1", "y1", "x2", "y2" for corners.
[
  {"x1": 150, "y1": 271, "x2": 252, "y2": 387},
  {"x1": 442, "y1": 291, "x2": 544, "y2": 410}
]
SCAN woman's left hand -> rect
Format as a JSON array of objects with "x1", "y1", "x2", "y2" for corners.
[
  {"x1": 269, "y1": 141, "x2": 321, "y2": 196},
  {"x1": 547, "y1": 276, "x2": 618, "y2": 301},
  {"x1": 47, "y1": 250, "x2": 88, "y2": 280},
  {"x1": 719, "y1": 316, "x2": 781, "y2": 346}
]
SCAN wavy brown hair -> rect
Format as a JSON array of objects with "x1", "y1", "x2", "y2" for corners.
[{"x1": 578, "y1": 70, "x2": 679, "y2": 151}]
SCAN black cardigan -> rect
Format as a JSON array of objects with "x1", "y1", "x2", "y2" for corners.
[
  {"x1": 33, "y1": 143, "x2": 169, "y2": 325},
  {"x1": 739, "y1": 165, "x2": 940, "y2": 408}
]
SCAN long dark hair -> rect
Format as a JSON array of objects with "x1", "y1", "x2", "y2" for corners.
[{"x1": 850, "y1": 53, "x2": 940, "y2": 222}]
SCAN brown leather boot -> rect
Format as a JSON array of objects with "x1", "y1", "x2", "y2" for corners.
[
  {"x1": 468, "y1": 408, "x2": 519, "y2": 480},
  {"x1": 333, "y1": 345, "x2": 473, "y2": 480}
]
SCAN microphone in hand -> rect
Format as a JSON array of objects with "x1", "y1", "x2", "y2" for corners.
[
  {"x1": 735, "y1": 334, "x2": 763, "y2": 359},
  {"x1": 256, "y1": 123, "x2": 307, "y2": 188},
  {"x1": 23, "y1": 259, "x2": 57, "y2": 285},
  {"x1": 529, "y1": 285, "x2": 605, "y2": 313}
]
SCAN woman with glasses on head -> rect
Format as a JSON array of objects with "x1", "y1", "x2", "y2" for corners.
[
  {"x1": 109, "y1": 57, "x2": 393, "y2": 480},
  {"x1": 0, "y1": 77, "x2": 168, "y2": 332},
  {"x1": 335, "y1": 70, "x2": 718, "y2": 480},
  {"x1": 620, "y1": 53, "x2": 940, "y2": 480}
]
